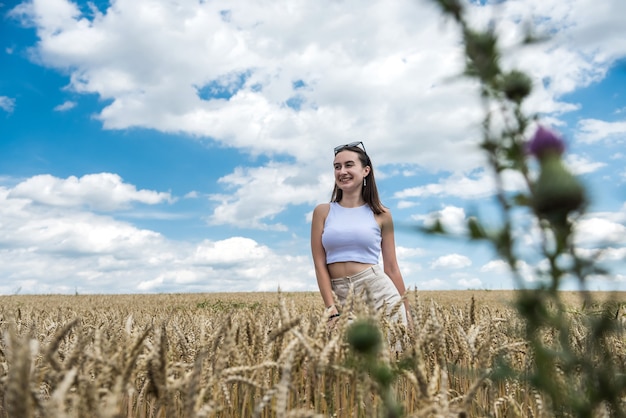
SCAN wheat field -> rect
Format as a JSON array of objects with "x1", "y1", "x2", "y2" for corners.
[{"x1": 1, "y1": 290, "x2": 625, "y2": 417}]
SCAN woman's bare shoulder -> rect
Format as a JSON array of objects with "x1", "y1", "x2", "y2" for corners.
[
  {"x1": 314, "y1": 202, "x2": 331, "y2": 212},
  {"x1": 313, "y1": 203, "x2": 331, "y2": 218},
  {"x1": 375, "y1": 208, "x2": 394, "y2": 228}
]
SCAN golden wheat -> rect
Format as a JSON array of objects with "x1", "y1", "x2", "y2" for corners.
[{"x1": 0, "y1": 291, "x2": 625, "y2": 417}]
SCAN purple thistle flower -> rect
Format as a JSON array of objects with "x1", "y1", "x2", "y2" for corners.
[
  {"x1": 526, "y1": 124, "x2": 586, "y2": 223},
  {"x1": 527, "y1": 125, "x2": 565, "y2": 159}
]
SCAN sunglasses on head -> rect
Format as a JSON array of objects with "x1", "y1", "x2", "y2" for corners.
[{"x1": 333, "y1": 141, "x2": 367, "y2": 155}]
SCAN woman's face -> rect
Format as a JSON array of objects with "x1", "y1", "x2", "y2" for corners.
[{"x1": 333, "y1": 150, "x2": 370, "y2": 190}]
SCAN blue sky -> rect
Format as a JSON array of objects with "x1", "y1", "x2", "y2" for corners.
[{"x1": 1, "y1": 0, "x2": 625, "y2": 295}]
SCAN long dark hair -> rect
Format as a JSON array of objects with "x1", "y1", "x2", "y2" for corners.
[{"x1": 330, "y1": 145, "x2": 386, "y2": 215}]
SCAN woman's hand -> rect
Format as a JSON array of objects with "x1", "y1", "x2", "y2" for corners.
[
  {"x1": 404, "y1": 299, "x2": 414, "y2": 330},
  {"x1": 326, "y1": 304, "x2": 340, "y2": 328}
]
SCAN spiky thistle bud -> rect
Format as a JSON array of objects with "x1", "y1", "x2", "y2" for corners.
[
  {"x1": 347, "y1": 319, "x2": 382, "y2": 356},
  {"x1": 503, "y1": 70, "x2": 532, "y2": 103}
]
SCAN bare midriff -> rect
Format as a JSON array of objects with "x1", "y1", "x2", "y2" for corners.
[{"x1": 328, "y1": 261, "x2": 375, "y2": 280}]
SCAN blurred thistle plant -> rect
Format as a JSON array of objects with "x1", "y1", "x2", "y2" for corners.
[
  {"x1": 346, "y1": 319, "x2": 404, "y2": 418},
  {"x1": 427, "y1": 0, "x2": 626, "y2": 416}
]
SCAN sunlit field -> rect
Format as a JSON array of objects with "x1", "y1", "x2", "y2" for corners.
[{"x1": 1, "y1": 290, "x2": 625, "y2": 417}]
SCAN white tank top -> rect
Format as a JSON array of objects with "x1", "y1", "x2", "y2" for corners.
[{"x1": 321, "y1": 202, "x2": 381, "y2": 265}]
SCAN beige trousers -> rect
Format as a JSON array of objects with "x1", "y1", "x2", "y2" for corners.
[{"x1": 331, "y1": 264, "x2": 407, "y2": 325}]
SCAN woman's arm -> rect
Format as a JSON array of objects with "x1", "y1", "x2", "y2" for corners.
[
  {"x1": 379, "y1": 210, "x2": 410, "y2": 312},
  {"x1": 311, "y1": 204, "x2": 338, "y2": 315}
]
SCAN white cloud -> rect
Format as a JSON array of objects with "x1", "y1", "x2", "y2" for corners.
[
  {"x1": 54, "y1": 100, "x2": 77, "y2": 111},
  {"x1": 1, "y1": 183, "x2": 165, "y2": 256},
  {"x1": 456, "y1": 276, "x2": 482, "y2": 289},
  {"x1": 4, "y1": 0, "x2": 626, "y2": 293},
  {"x1": 395, "y1": 247, "x2": 426, "y2": 279},
  {"x1": 193, "y1": 237, "x2": 271, "y2": 266},
  {"x1": 396, "y1": 246, "x2": 427, "y2": 259},
  {"x1": 416, "y1": 278, "x2": 450, "y2": 291},
  {"x1": 398, "y1": 261, "x2": 424, "y2": 282},
  {"x1": 397, "y1": 200, "x2": 418, "y2": 209},
  {"x1": 9, "y1": 0, "x2": 626, "y2": 230},
  {"x1": 413, "y1": 205, "x2": 467, "y2": 235},
  {"x1": 0, "y1": 178, "x2": 315, "y2": 294},
  {"x1": 8, "y1": 173, "x2": 173, "y2": 211},
  {"x1": 575, "y1": 217, "x2": 626, "y2": 247},
  {"x1": 395, "y1": 169, "x2": 526, "y2": 201},
  {"x1": 480, "y1": 260, "x2": 510, "y2": 274},
  {"x1": 208, "y1": 163, "x2": 328, "y2": 229},
  {"x1": 0, "y1": 96, "x2": 16, "y2": 112},
  {"x1": 396, "y1": 171, "x2": 494, "y2": 200},
  {"x1": 565, "y1": 154, "x2": 607, "y2": 175},
  {"x1": 575, "y1": 119, "x2": 626, "y2": 144},
  {"x1": 601, "y1": 247, "x2": 626, "y2": 261},
  {"x1": 430, "y1": 253, "x2": 472, "y2": 269}
]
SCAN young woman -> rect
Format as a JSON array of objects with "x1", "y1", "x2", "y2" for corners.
[{"x1": 311, "y1": 141, "x2": 409, "y2": 325}]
